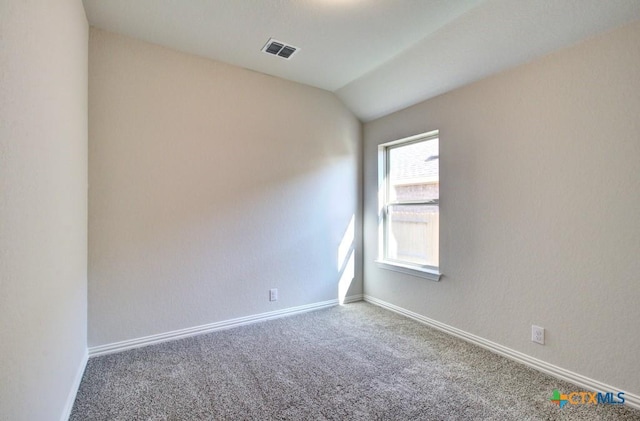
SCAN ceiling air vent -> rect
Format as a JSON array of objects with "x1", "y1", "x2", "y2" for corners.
[{"x1": 262, "y1": 38, "x2": 299, "y2": 60}]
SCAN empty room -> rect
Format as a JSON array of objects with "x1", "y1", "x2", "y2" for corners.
[{"x1": 2, "y1": 0, "x2": 640, "y2": 420}]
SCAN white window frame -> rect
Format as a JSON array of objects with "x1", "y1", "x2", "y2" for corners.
[{"x1": 376, "y1": 130, "x2": 442, "y2": 281}]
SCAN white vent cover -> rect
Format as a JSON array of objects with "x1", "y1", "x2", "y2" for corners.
[{"x1": 262, "y1": 38, "x2": 299, "y2": 60}]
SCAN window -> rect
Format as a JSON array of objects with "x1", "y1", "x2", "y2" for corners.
[{"x1": 377, "y1": 131, "x2": 441, "y2": 281}]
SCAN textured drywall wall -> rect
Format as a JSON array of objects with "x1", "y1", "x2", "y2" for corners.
[
  {"x1": 0, "y1": 1, "x2": 88, "y2": 420},
  {"x1": 363, "y1": 20, "x2": 640, "y2": 396},
  {"x1": 88, "y1": 28, "x2": 361, "y2": 347}
]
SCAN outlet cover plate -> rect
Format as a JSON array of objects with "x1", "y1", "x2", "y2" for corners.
[{"x1": 532, "y1": 325, "x2": 545, "y2": 345}]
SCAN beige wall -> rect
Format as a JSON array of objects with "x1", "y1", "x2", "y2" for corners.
[
  {"x1": 0, "y1": 1, "x2": 88, "y2": 420},
  {"x1": 88, "y1": 29, "x2": 362, "y2": 347},
  {"x1": 363, "y1": 21, "x2": 640, "y2": 396}
]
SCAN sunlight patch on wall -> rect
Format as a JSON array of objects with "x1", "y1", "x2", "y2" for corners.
[{"x1": 338, "y1": 215, "x2": 355, "y2": 304}]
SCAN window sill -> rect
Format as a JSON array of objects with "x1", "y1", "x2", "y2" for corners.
[{"x1": 375, "y1": 260, "x2": 442, "y2": 281}]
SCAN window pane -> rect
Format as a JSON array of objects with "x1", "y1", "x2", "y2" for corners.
[
  {"x1": 385, "y1": 136, "x2": 439, "y2": 267},
  {"x1": 388, "y1": 139, "x2": 438, "y2": 202},
  {"x1": 386, "y1": 204, "x2": 439, "y2": 266}
]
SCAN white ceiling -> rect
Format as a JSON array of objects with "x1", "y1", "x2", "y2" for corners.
[{"x1": 83, "y1": 0, "x2": 640, "y2": 121}]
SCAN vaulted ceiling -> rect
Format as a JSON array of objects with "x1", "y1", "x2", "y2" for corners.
[{"x1": 82, "y1": 0, "x2": 640, "y2": 121}]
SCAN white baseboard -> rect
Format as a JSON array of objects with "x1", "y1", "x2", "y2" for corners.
[
  {"x1": 342, "y1": 293, "x2": 364, "y2": 303},
  {"x1": 89, "y1": 295, "x2": 362, "y2": 357},
  {"x1": 60, "y1": 348, "x2": 88, "y2": 421},
  {"x1": 363, "y1": 294, "x2": 640, "y2": 410}
]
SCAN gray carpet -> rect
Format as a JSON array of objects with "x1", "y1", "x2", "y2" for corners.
[{"x1": 71, "y1": 302, "x2": 640, "y2": 420}]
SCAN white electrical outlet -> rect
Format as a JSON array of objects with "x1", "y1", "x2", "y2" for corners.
[
  {"x1": 532, "y1": 325, "x2": 545, "y2": 345},
  {"x1": 269, "y1": 288, "x2": 278, "y2": 302}
]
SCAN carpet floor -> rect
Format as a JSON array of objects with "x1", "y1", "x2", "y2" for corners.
[{"x1": 71, "y1": 302, "x2": 640, "y2": 420}]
